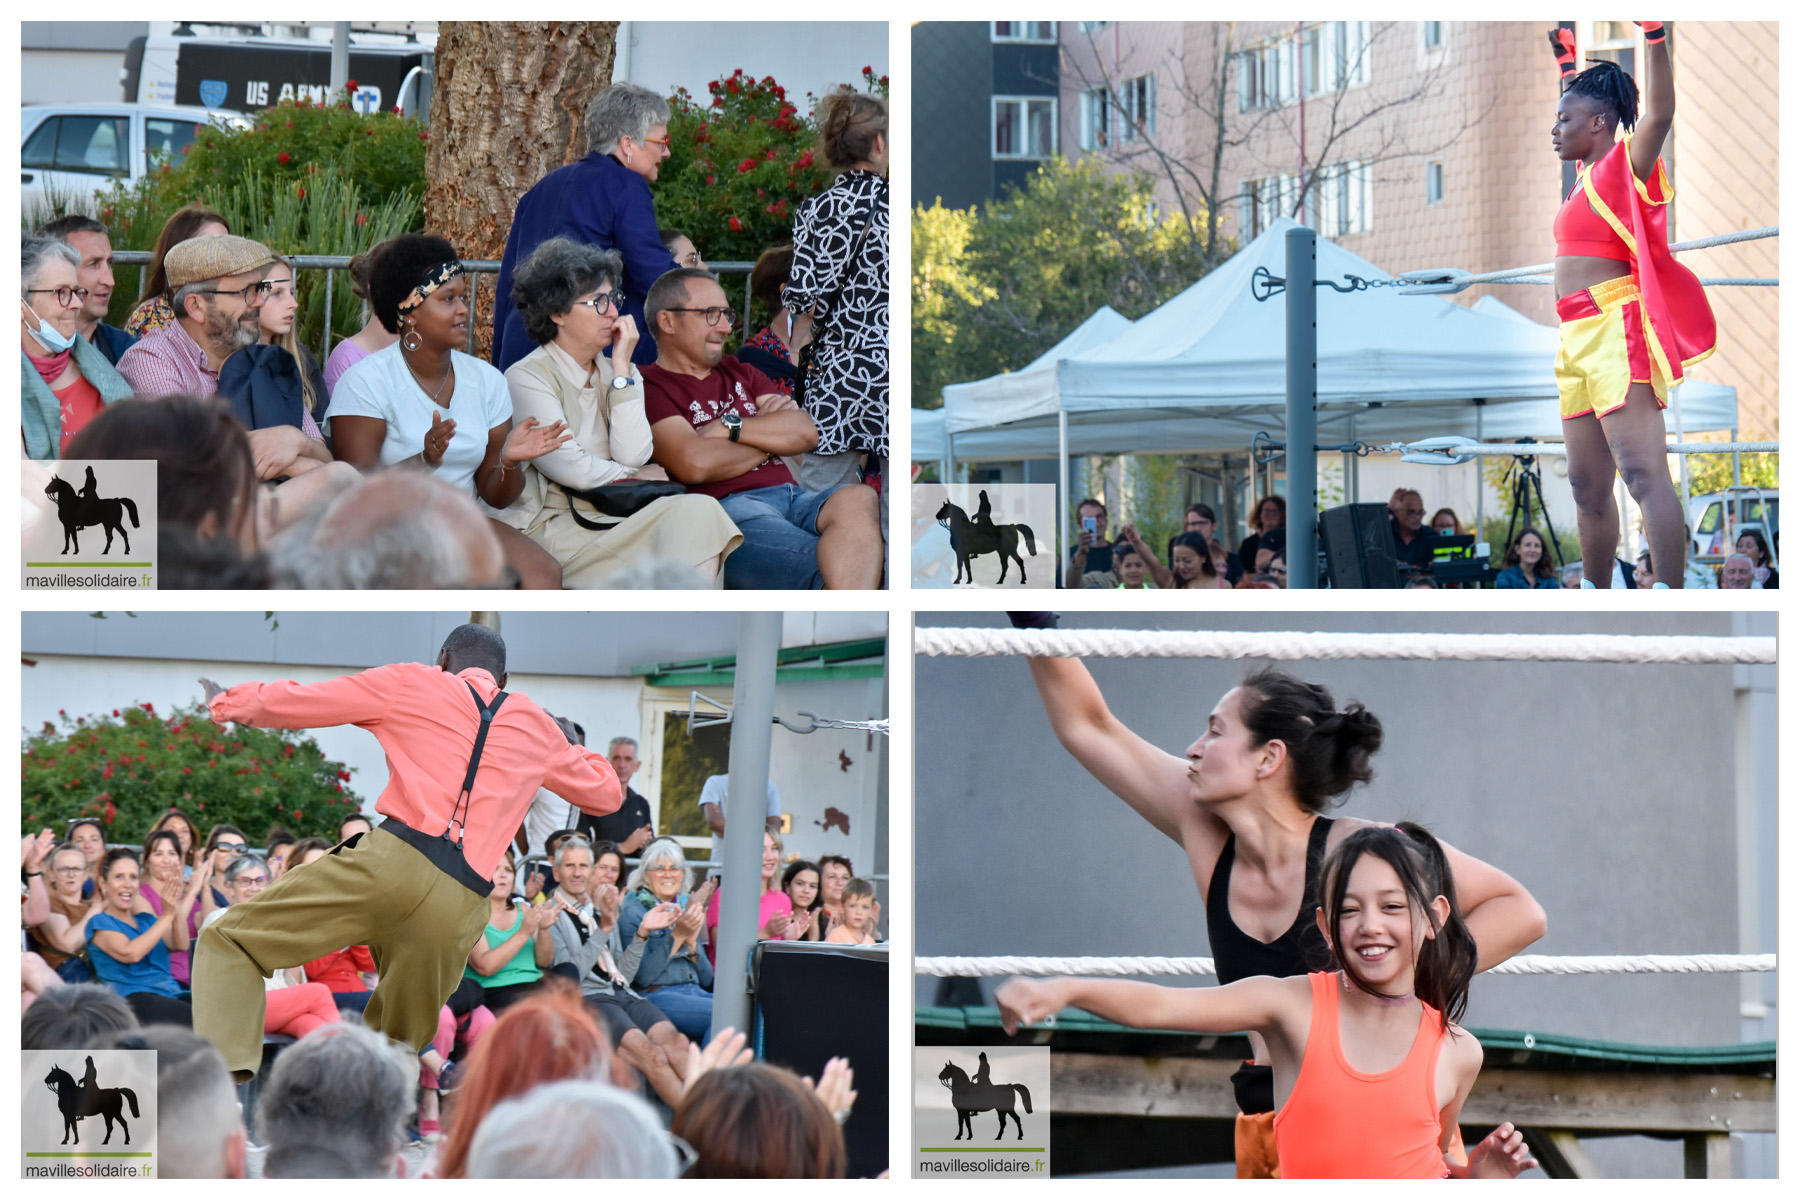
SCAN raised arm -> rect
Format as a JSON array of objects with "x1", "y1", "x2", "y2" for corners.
[
  {"x1": 996, "y1": 973, "x2": 1302, "y2": 1040},
  {"x1": 205, "y1": 661, "x2": 411, "y2": 732},
  {"x1": 1630, "y1": 24, "x2": 1673, "y2": 181},
  {"x1": 1122, "y1": 524, "x2": 1177, "y2": 590},
  {"x1": 1439, "y1": 840, "x2": 1548, "y2": 970}
]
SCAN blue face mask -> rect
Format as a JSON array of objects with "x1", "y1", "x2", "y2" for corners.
[{"x1": 22, "y1": 300, "x2": 78, "y2": 354}]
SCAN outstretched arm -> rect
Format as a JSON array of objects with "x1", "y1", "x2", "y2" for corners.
[
  {"x1": 1631, "y1": 25, "x2": 1673, "y2": 180},
  {"x1": 996, "y1": 973, "x2": 1299, "y2": 1039},
  {"x1": 204, "y1": 661, "x2": 411, "y2": 732}
]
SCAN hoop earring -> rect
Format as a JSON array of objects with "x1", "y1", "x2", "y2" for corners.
[{"x1": 403, "y1": 321, "x2": 421, "y2": 353}]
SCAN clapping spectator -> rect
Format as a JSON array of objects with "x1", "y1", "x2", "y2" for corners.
[
  {"x1": 86, "y1": 847, "x2": 209, "y2": 1026},
  {"x1": 264, "y1": 829, "x2": 297, "y2": 882},
  {"x1": 1497, "y1": 529, "x2": 1558, "y2": 589},
  {"x1": 705, "y1": 831, "x2": 796, "y2": 961},
  {"x1": 1735, "y1": 529, "x2": 1778, "y2": 588},
  {"x1": 139, "y1": 829, "x2": 194, "y2": 985},
  {"x1": 673, "y1": 1060, "x2": 854, "y2": 1178},
  {"x1": 818, "y1": 855, "x2": 854, "y2": 932},
  {"x1": 780, "y1": 860, "x2": 827, "y2": 941},
  {"x1": 257, "y1": 1021, "x2": 415, "y2": 1179},
  {"x1": 617, "y1": 838, "x2": 715, "y2": 1042},
  {"x1": 464, "y1": 849, "x2": 556, "y2": 1015},
  {"x1": 28, "y1": 838, "x2": 101, "y2": 983},
  {"x1": 824, "y1": 878, "x2": 881, "y2": 945},
  {"x1": 147, "y1": 808, "x2": 200, "y2": 873}
]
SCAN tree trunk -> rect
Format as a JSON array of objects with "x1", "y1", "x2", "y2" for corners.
[{"x1": 425, "y1": 21, "x2": 618, "y2": 357}]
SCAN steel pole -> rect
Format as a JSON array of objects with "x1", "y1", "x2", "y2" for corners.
[
  {"x1": 1058, "y1": 409, "x2": 1071, "y2": 580},
  {"x1": 1286, "y1": 226, "x2": 1318, "y2": 588},
  {"x1": 329, "y1": 23, "x2": 350, "y2": 99},
  {"x1": 711, "y1": 612, "x2": 782, "y2": 1041}
]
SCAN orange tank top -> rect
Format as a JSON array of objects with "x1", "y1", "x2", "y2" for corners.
[{"x1": 1273, "y1": 971, "x2": 1449, "y2": 1179}]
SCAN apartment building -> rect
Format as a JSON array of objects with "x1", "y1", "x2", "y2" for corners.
[{"x1": 914, "y1": 21, "x2": 1061, "y2": 210}]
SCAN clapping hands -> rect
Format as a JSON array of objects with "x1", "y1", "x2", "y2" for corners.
[
  {"x1": 805, "y1": 1056, "x2": 858, "y2": 1123},
  {"x1": 1466, "y1": 1123, "x2": 1538, "y2": 1178},
  {"x1": 502, "y1": 416, "x2": 572, "y2": 465},
  {"x1": 22, "y1": 828, "x2": 56, "y2": 873}
]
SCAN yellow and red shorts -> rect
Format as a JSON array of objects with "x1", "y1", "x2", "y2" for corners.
[{"x1": 1554, "y1": 275, "x2": 1670, "y2": 421}]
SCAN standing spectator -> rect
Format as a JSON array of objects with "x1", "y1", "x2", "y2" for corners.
[
  {"x1": 1238, "y1": 494, "x2": 1287, "y2": 574},
  {"x1": 500, "y1": 236, "x2": 740, "y2": 587},
  {"x1": 257, "y1": 1022, "x2": 415, "y2": 1180},
  {"x1": 323, "y1": 239, "x2": 400, "y2": 396},
  {"x1": 1735, "y1": 529, "x2": 1778, "y2": 588},
  {"x1": 1064, "y1": 497, "x2": 1114, "y2": 584},
  {"x1": 673, "y1": 1061, "x2": 851, "y2": 1178},
  {"x1": 661, "y1": 228, "x2": 708, "y2": 271},
  {"x1": 86, "y1": 848, "x2": 209, "y2": 1026},
  {"x1": 738, "y1": 245, "x2": 799, "y2": 394},
  {"x1": 517, "y1": 713, "x2": 584, "y2": 861},
  {"x1": 22, "y1": 236, "x2": 133, "y2": 460},
  {"x1": 88, "y1": 1026, "x2": 246, "y2": 1178},
  {"x1": 1496, "y1": 529, "x2": 1558, "y2": 589},
  {"x1": 643, "y1": 269, "x2": 883, "y2": 589},
  {"x1": 465, "y1": 1079, "x2": 677, "y2": 1178},
  {"x1": 492, "y1": 83, "x2": 681, "y2": 371},
  {"x1": 699, "y1": 771, "x2": 782, "y2": 875},
  {"x1": 617, "y1": 838, "x2": 716, "y2": 1042},
  {"x1": 1184, "y1": 504, "x2": 1242, "y2": 584},
  {"x1": 37, "y1": 214, "x2": 137, "y2": 364},
  {"x1": 139, "y1": 829, "x2": 194, "y2": 985},
  {"x1": 464, "y1": 849, "x2": 556, "y2": 1015},
  {"x1": 66, "y1": 817, "x2": 108, "y2": 899},
  {"x1": 1110, "y1": 542, "x2": 1157, "y2": 589},
  {"x1": 824, "y1": 878, "x2": 881, "y2": 945},
  {"x1": 1385, "y1": 488, "x2": 1434, "y2": 577},
  {"x1": 579, "y1": 736, "x2": 657, "y2": 852},
  {"x1": 123, "y1": 206, "x2": 230, "y2": 337},
  {"x1": 1143, "y1": 530, "x2": 1219, "y2": 590},
  {"x1": 818, "y1": 855, "x2": 854, "y2": 933},
  {"x1": 780, "y1": 860, "x2": 826, "y2": 941},
  {"x1": 331, "y1": 234, "x2": 572, "y2": 588},
  {"x1": 202, "y1": 852, "x2": 343, "y2": 1046},
  {"x1": 1720, "y1": 553, "x2": 1755, "y2": 589},
  {"x1": 28, "y1": 841, "x2": 99, "y2": 983},
  {"x1": 115, "y1": 234, "x2": 275, "y2": 401},
  {"x1": 788, "y1": 88, "x2": 890, "y2": 515}
]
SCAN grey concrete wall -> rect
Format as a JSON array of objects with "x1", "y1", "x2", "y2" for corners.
[{"x1": 915, "y1": 610, "x2": 1768, "y2": 1053}]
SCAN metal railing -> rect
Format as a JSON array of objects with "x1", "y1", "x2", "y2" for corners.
[{"x1": 111, "y1": 250, "x2": 754, "y2": 362}]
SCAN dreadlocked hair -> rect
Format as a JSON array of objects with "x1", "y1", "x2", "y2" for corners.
[{"x1": 1566, "y1": 59, "x2": 1639, "y2": 132}]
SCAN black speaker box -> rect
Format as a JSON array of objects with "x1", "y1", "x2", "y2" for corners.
[{"x1": 1319, "y1": 503, "x2": 1401, "y2": 588}]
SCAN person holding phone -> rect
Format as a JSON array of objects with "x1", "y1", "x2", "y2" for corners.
[
  {"x1": 500, "y1": 236, "x2": 742, "y2": 588},
  {"x1": 1064, "y1": 498, "x2": 1116, "y2": 588}
]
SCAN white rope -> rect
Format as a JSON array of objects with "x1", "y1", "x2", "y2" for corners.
[
  {"x1": 1379, "y1": 436, "x2": 1779, "y2": 466},
  {"x1": 915, "y1": 953, "x2": 1775, "y2": 978},
  {"x1": 914, "y1": 628, "x2": 1776, "y2": 665},
  {"x1": 1396, "y1": 225, "x2": 1777, "y2": 294}
]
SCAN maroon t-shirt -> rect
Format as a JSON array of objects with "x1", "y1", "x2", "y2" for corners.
[{"x1": 643, "y1": 356, "x2": 798, "y2": 500}]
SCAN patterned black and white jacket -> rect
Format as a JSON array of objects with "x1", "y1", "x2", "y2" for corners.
[{"x1": 787, "y1": 169, "x2": 889, "y2": 458}]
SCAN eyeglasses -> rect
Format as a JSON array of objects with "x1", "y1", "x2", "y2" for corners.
[
  {"x1": 231, "y1": 875, "x2": 270, "y2": 887},
  {"x1": 192, "y1": 281, "x2": 269, "y2": 305},
  {"x1": 213, "y1": 842, "x2": 247, "y2": 855},
  {"x1": 51, "y1": 865, "x2": 87, "y2": 875},
  {"x1": 640, "y1": 135, "x2": 672, "y2": 152},
  {"x1": 27, "y1": 286, "x2": 89, "y2": 308},
  {"x1": 668, "y1": 306, "x2": 738, "y2": 327},
  {"x1": 666, "y1": 1131, "x2": 699, "y2": 1176},
  {"x1": 647, "y1": 864, "x2": 686, "y2": 874},
  {"x1": 1399, "y1": 508, "x2": 1425, "y2": 517},
  {"x1": 574, "y1": 291, "x2": 619, "y2": 315},
  {"x1": 675, "y1": 251, "x2": 705, "y2": 269}
]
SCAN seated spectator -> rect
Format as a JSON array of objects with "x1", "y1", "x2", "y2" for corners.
[
  {"x1": 123, "y1": 205, "x2": 231, "y2": 337},
  {"x1": 1236, "y1": 575, "x2": 1279, "y2": 589},
  {"x1": 1182, "y1": 504, "x2": 1242, "y2": 584},
  {"x1": 196, "y1": 824, "x2": 249, "y2": 921},
  {"x1": 1106, "y1": 541, "x2": 1157, "y2": 589},
  {"x1": 824, "y1": 878, "x2": 881, "y2": 945},
  {"x1": 139, "y1": 830, "x2": 194, "y2": 986},
  {"x1": 22, "y1": 236, "x2": 134, "y2": 460},
  {"x1": 465, "y1": 1078, "x2": 678, "y2": 1178},
  {"x1": 1496, "y1": 529, "x2": 1558, "y2": 589},
  {"x1": 1735, "y1": 529, "x2": 1778, "y2": 588},
  {"x1": 59, "y1": 817, "x2": 107, "y2": 900},
  {"x1": 617, "y1": 837, "x2": 715, "y2": 1041},
  {"x1": 780, "y1": 860, "x2": 826, "y2": 941},
  {"x1": 37, "y1": 214, "x2": 138, "y2": 365},
  {"x1": 28, "y1": 842, "x2": 101, "y2": 983},
  {"x1": 1238, "y1": 494, "x2": 1287, "y2": 573},
  {"x1": 226, "y1": 254, "x2": 332, "y2": 467},
  {"x1": 323, "y1": 239, "x2": 401, "y2": 396},
  {"x1": 1721, "y1": 553, "x2": 1755, "y2": 589},
  {"x1": 201, "y1": 852, "x2": 342, "y2": 1045},
  {"x1": 1385, "y1": 488, "x2": 1433, "y2": 577},
  {"x1": 21, "y1": 981, "x2": 138, "y2": 1051},
  {"x1": 818, "y1": 855, "x2": 854, "y2": 933},
  {"x1": 542, "y1": 835, "x2": 689, "y2": 1103},
  {"x1": 661, "y1": 228, "x2": 708, "y2": 271},
  {"x1": 257, "y1": 1022, "x2": 415, "y2": 1179},
  {"x1": 642, "y1": 268, "x2": 882, "y2": 589},
  {"x1": 705, "y1": 831, "x2": 796, "y2": 962},
  {"x1": 1635, "y1": 550, "x2": 1658, "y2": 589},
  {"x1": 673, "y1": 1061, "x2": 851, "y2": 1178},
  {"x1": 88, "y1": 1026, "x2": 246, "y2": 1178},
  {"x1": 287, "y1": 838, "x2": 332, "y2": 869},
  {"x1": 269, "y1": 469, "x2": 512, "y2": 589},
  {"x1": 1266, "y1": 549, "x2": 1289, "y2": 588},
  {"x1": 115, "y1": 234, "x2": 274, "y2": 400},
  {"x1": 331, "y1": 233, "x2": 571, "y2": 589},
  {"x1": 86, "y1": 847, "x2": 209, "y2": 1026},
  {"x1": 147, "y1": 807, "x2": 201, "y2": 874},
  {"x1": 338, "y1": 813, "x2": 374, "y2": 843},
  {"x1": 465, "y1": 849, "x2": 555, "y2": 1014},
  {"x1": 501, "y1": 236, "x2": 741, "y2": 587},
  {"x1": 1430, "y1": 507, "x2": 1466, "y2": 536},
  {"x1": 738, "y1": 245, "x2": 798, "y2": 394},
  {"x1": 492, "y1": 83, "x2": 682, "y2": 372},
  {"x1": 264, "y1": 829, "x2": 297, "y2": 882},
  {"x1": 1406, "y1": 576, "x2": 1441, "y2": 589},
  {"x1": 1560, "y1": 562, "x2": 1585, "y2": 588}
]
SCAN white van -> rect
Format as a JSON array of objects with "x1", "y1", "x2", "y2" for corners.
[
  {"x1": 1689, "y1": 487, "x2": 1779, "y2": 562},
  {"x1": 21, "y1": 103, "x2": 250, "y2": 217}
]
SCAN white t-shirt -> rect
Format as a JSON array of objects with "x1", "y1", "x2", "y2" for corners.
[
  {"x1": 699, "y1": 773, "x2": 780, "y2": 869},
  {"x1": 328, "y1": 342, "x2": 515, "y2": 502},
  {"x1": 523, "y1": 786, "x2": 573, "y2": 861}
]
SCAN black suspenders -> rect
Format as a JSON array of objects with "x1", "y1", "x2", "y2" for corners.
[{"x1": 443, "y1": 682, "x2": 508, "y2": 847}]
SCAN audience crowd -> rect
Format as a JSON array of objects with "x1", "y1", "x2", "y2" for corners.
[{"x1": 23, "y1": 83, "x2": 888, "y2": 590}]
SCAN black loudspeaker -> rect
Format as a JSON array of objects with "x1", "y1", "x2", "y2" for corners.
[
  {"x1": 753, "y1": 941, "x2": 888, "y2": 1177},
  {"x1": 1319, "y1": 503, "x2": 1401, "y2": 588}
]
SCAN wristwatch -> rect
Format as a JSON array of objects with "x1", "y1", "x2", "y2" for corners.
[
  {"x1": 721, "y1": 411, "x2": 743, "y2": 442},
  {"x1": 609, "y1": 373, "x2": 635, "y2": 392}
]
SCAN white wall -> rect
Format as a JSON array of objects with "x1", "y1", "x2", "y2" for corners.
[
  {"x1": 22, "y1": 51, "x2": 129, "y2": 105},
  {"x1": 623, "y1": 21, "x2": 888, "y2": 119}
]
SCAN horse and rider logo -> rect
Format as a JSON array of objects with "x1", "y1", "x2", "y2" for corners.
[
  {"x1": 937, "y1": 1051, "x2": 1035, "y2": 1140},
  {"x1": 43, "y1": 1056, "x2": 140, "y2": 1146},
  {"x1": 936, "y1": 491, "x2": 1039, "y2": 585},
  {"x1": 44, "y1": 466, "x2": 139, "y2": 556}
]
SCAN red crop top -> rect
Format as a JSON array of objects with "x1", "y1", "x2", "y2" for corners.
[{"x1": 1554, "y1": 164, "x2": 1630, "y2": 261}]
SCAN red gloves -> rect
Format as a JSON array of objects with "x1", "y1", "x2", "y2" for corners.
[
  {"x1": 1546, "y1": 27, "x2": 1578, "y2": 78},
  {"x1": 1636, "y1": 21, "x2": 1666, "y2": 44}
]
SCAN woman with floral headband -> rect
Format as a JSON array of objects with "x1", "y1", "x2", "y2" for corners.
[{"x1": 330, "y1": 234, "x2": 574, "y2": 588}]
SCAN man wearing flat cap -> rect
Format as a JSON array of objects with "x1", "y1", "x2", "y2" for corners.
[{"x1": 117, "y1": 233, "x2": 276, "y2": 401}]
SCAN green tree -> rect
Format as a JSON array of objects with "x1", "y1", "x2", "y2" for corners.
[{"x1": 912, "y1": 156, "x2": 1228, "y2": 409}]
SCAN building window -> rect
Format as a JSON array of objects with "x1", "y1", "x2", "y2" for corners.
[
  {"x1": 1426, "y1": 160, "x2": 1444, "y2": 205},
  {"x1": 1301, "y1": 21, "x2": 1372, "y2": 97},
  {"x1": 1240, "y1": 172, "x2": 1302, "y2": 237},
  {"x1": 1424, "y1": 22, "x2": 1442, "y2": 50},
  {"x1": 1237, "y1": 35, "x2": 1297, "y2": 112},
  {"x1": 994, "y1": 96, "x2": 1057, "y2": 159},
  {"x1": 1081, "y1": 87, "x2": 1111, "y2": 150},
  {"x1": 992, "y1": 22, "x2": 1057, "y2": 43},
  {"x1": 1314, "y1": 160, "x2": 1373, "y2": 237},
  {"x1": 1121, "y1": 74, "x2": 1156, "y2": 142},
  {"x1": 1078, "y1": 21, "x2": 1111, "y2": 33}
]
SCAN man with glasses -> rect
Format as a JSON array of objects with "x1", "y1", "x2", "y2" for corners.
[
  {"x1": 116, "y1": 234, "x2": 275, "y2": 400},
  {"x1": 641, "y1": 268, "x2": 885, "y2": 589},
  {"x1": 1386, "y1": 486, "x2": 1435, "y2": 579},
  {"x1": 37, "y1": 214, "x2": 138, "y2": 366}
]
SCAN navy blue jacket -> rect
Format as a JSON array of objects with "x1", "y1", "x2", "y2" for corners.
[
  {"x1": 90, "y1": 323, "x2": 138, "y2": 367},
  {"x1": 492, "y1": 152, "x2": 680, "y2": 373}
]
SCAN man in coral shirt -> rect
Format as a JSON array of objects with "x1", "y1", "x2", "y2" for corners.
[{"x1": 192, "y1": 624, "x2": 622, "y2": 1081}]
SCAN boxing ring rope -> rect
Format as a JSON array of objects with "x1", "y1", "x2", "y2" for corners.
[
  {"x1": 916, "y1": 954, "x2": 1775, "y2": 978},
  {"x1": 1397, "y1": 226, "x2": 1779, "y2": 295},
  {"x1": 913, "y1": 627, "x2": 1777, "y2": 666}
]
